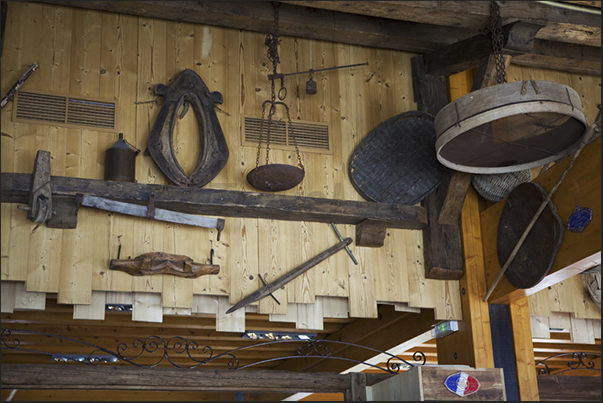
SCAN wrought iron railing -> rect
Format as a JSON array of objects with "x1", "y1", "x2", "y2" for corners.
[
  {"x1": 536, "y1": 352, "x2": 601, "y2": 375},
  {"x1": 1, "y1": 328, "x2": 425, "y2": 373}
]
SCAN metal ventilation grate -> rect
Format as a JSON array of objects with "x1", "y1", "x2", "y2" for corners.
[
  {"x1": 14, "y1": 90, "x2": 117, "y2": 131},
  {"x1": 243, "y1": 116, "x2": 330, "y2": 153}
]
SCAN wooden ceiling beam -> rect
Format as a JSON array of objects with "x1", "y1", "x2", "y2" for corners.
[
  {"x1": 0, "y1": 389, "x2": 241, "y2": 402},
  {"x1": 33, "y1": 0, "x2": 478, "y2": 53},
  {"x1": 0, "y1": 363, "x2": 392, "y2": 393},
  {"x1": 29, "y1": 1, "x2": 602, "y2": 75},
  {"x1": 283, "y1": 1, "x2": 601, "y2": 31},
  {"x1": 510, "y1": 40, "x2": 601, "y2": 76},
  {"x1": 423, "y1": 21, "x2": 601, "y2": 77}
]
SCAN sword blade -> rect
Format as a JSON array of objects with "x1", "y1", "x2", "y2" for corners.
[{"x1": 226, "y1": 238, "x2": 353, "y2": 314}]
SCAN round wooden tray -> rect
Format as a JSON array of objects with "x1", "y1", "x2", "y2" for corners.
[
  {"x1": 349, "y1": 111, "x2": 443, "y2": 205},
  {"x1": 435, "y1": 80, "x2": 588, "y2": 174},
  {"x1": 497, "y1": 182, "x2": 564, "y2": 289}
]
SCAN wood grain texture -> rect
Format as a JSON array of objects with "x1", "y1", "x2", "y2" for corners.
[
  {"x1": 509, "y1": 297, "x2": 540, "y2": 401},
  {"x1": 73, "y1": 290, "x2": 106, "y2": 320},
  {"x1": 0, "y1": 281, "x2": 17, "y2": 313},
  {"x1": 0, "y1": 363, "x2": 392, "y2": 394},
  {"x1": 0, "y1": 1, "x2": 463, "y2": 324},
  {"x1": 437, "y1": 187, "x2": 495, "y2": 368},
  {"x1": 537, "y1": 375, "x2": 602, "y2": 401}
]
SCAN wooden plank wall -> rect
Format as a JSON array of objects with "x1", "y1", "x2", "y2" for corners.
[{"x1": 0, "y1": 1, "x2": 462, "y2": 327}]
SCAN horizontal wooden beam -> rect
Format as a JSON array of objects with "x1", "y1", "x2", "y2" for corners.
[
  {"x1": 423, "y1": 22, "x2": 545, "y2": 77},
  {"x1": 0, "y1": 364, "x2": 391, "y2": 392},
  {"x1": 34, "y1": 0, "x2": 477, "y2": 53},
  {"x1": 283, "y1": 1, "x2": 601, "y2": 32},
  {"x1": 510, "y1": 39, "x2": 602, "y2": 76},
  {"x1": 0, "y1": 172, "x2": 427, "y2": 230},
  {"x1": 423, "y1": 21, "x2": 601, "y2": 77},
  {"x1": 33, "y1": 1, "x2": 602, "y2": 75},
  {"x1": 537, "y1": 375, "x2": 601, "y2": 401}
]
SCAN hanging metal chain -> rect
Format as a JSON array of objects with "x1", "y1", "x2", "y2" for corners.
[
  {"x1": 255, "y1": 1, "x2": 304, "y2": 170},
  {"x1": 255, "y1": 103, "x2": 268, "y2": 168},
  {"x1": 488, "y1": 1, "x2": 507, "y2": 84},
  {"x1": 285, "y1": 105, "x2": 304, "y2": 171},
  {"x1": 265, "y1": 2, "x2": 281, "y2": 79},
  {"x1": 265, "y1": 104, "x2": 276, "y2": 166}
]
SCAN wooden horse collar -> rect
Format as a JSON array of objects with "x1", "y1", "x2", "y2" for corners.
[{"x1": 147, "y1": 69, "x2": 229, "y2": 187}]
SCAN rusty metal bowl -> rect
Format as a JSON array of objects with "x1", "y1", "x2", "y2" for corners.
[{"x1": 246, "y1": 164, "x2": 305, "y2": 192}]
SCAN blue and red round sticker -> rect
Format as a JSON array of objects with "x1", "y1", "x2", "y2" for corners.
[{"x1": 444, "y1": 371, "x2": 481, "y2": 397}]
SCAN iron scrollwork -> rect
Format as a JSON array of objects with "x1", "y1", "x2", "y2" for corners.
[
  {"x1": 2, "y1": 328, "x2": 425, "y2": 373},
  {"x1": 536, "y1": 352, "x2": 601, "y2": 375}
]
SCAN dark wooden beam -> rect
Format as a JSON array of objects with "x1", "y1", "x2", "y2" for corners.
[
  {"x1": 31, "y1": 1, "x2": 603, "y2": 75},
  {"x1": 510, "y1": 39, "x2": 602, "y2": 76},
  {"x1": 283, "y1": 1, "x2": 601, "y2": 33},
  {"x1": 411, "y1": 54, "x2": 464, "y2": 280},
  {"x1": 537, "y1": 375, "x2": 602, "y2": 401},
  {"x1": 437, "y1": 170, "x2": 472, "y2": 225},
  {"x1": 0, "y1": 172, "x2": 427, "y2": 230},
  {"x1": 423, "y1": 22, "x2": 544, "y2": 77},
  {"x1": 33, "y1": 0, "x2": 476, "y2": 53},
  {"x1": 0, "y1": 364, "x2": 391, "y2": 393}
]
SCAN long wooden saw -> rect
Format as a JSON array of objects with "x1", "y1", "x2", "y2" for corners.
[{"x1": 76, "y1": 193, "x2": 225, "y2": 240}]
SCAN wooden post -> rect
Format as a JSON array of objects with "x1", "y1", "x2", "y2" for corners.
[
  {"x1": 509, "y1": 297, "x2": 540, "y2": 401},
  {"x1": 344, "y1": 372, "x2": 367, "y2": 401},
  {"x1": 411, "y1": 54, "x2": 464, "y2": 280},
  {"x1": 436, "y1": 187, "x2": 495, "y2": 368}
]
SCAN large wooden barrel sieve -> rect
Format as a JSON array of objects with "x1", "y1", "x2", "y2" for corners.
[{"x1": 435, "y1": 80, "x2": 588, "y2": 174}]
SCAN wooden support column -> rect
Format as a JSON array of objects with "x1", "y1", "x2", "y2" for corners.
[
  {"x1": 344, "y1": 372, "x2": 367, "y2": 401},
  {"x1": 411, "y1": 54, "x2": 464, "y2": 280},
  {"x1": 436, "y1": 187, "x2": 494, "y2": 368},
  {"x1": 509, "y1": 297, "x2": 540, "y2": 401}
]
